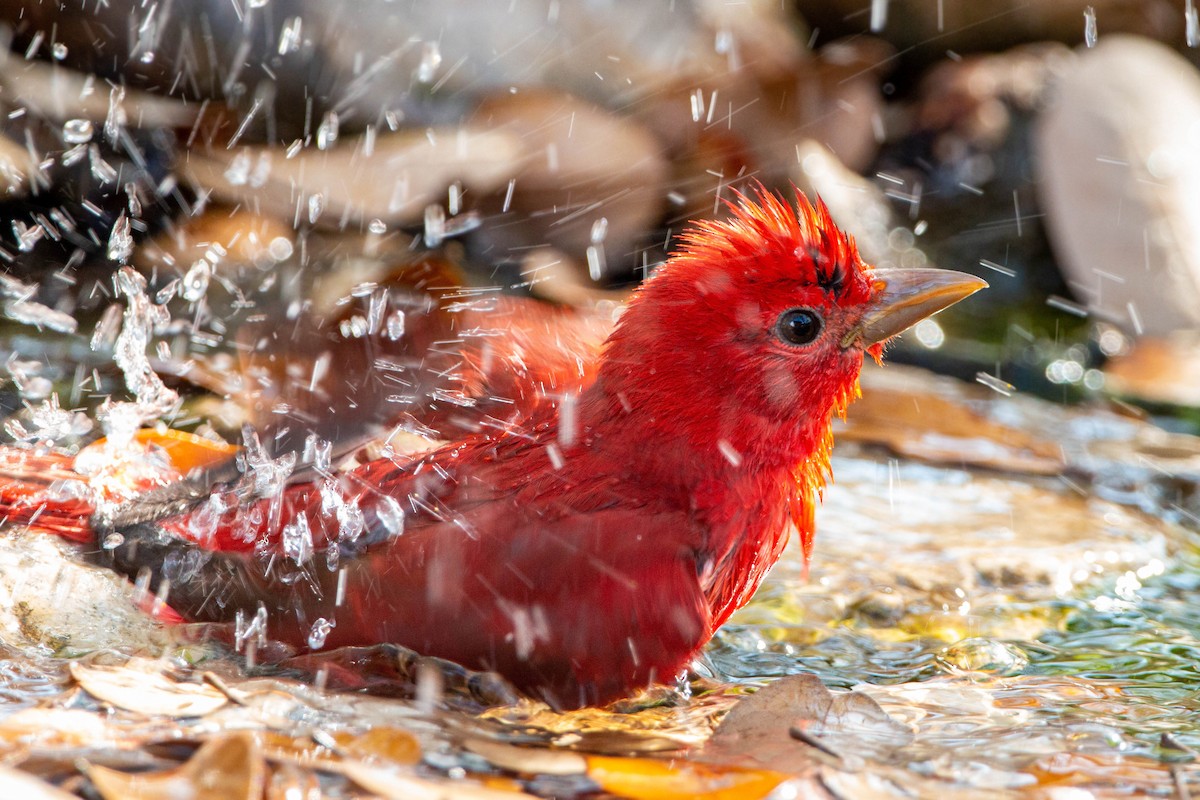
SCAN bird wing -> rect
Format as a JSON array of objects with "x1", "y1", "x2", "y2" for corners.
[{"x1": 104, "y1": 475, "x2": 711, "y2": 709}]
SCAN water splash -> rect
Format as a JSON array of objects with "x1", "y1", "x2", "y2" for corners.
[{"x1": 1083, "y1": 6, "x2": 1098, "y2": 47}]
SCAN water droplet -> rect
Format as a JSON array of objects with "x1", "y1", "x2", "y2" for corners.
[
  {"x1": 338, "y1": 502, "x2": 364, "y2": 544},
  {"x1": 316, "y1": 111, "x2": 339, "y2": 150},
  {"x1": 51, "y1": 42, "x2": 68, "y2": 60},
  {"x1": 1083, "y1": 6, "x2": 1098, "y2": 47},
  {"x1": 224, "y1": 150, "x2": 251, "y2": 185},
  {"x1": 936, "y1": 638, "x2": 1029, "y2": 675},
  {"x1": 107, "y1": 213, "x2": 132, "y2": 263},
  {"x1": 417, "y1": 41, "x2": 442, "y2": 83},
  {"x1": 913, "y1": 318, "x2": 945, "y2": 349},
  {"x1": 423, "y1": 204, "x2": 445, "y2": 248},
  {"x1": 248, "y1": 152, "x2": 272, "y2": 188},
  {"x1": 586, "y1": 244, "x2": 605, "y2": 281},
  {"x1": 11, "y1": 220, "x2": 44, "y2": 252},
  {"x1": 385, "y1": 310, "x2": 405, "y2": 341},
  {"x1": 307, "y1": 193, "x2": 324, "y2": 224},
  {"x1": 125, "y1": 182, "x2": 143, "y2": 217},
  {"x1": 267, "y1": 236, "x2": 294, "y2": 262},
  {"x1": 367, "y1": 218, "x2": 387, "y2": 235},
  {"x1": 307, "y1": 617, "x2": 334, "y2": 649},
  {"x1": 104, "y1": 85, "x2": 126, "y2": 143},
  {"x1": 180, "y1": 259, "x2": 211, "y2": 302},
  {"x1": 89, "y1": 145, "x2": 117, "y2": 184},
  {"x1": 278, "y1": 16, "x2": 302, "y2": 55},
  {"x1": 282, "y1": 511, "x2": 313, "y2": 565}
]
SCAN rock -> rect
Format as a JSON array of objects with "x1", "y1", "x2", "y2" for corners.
[{"x1": 1036, "y1": 35, "x2": 1200, "y2": 336}]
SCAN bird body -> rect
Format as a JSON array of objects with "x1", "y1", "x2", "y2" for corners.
[{"x1": 0, "y1": 188, "x2": 985, "y2": 708}]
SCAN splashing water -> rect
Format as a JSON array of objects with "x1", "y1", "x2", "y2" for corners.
[
  {"x1": 316, "y1": 112, "x2": 339, "y2": 150},
  {"x1": 308, "y1": 618, "x2": 335, "y2": 649},
  {"x1": 92, "y1": 267, "x2": 178, "y2": 452},
  {"x1": 61, "y1": 119, "x2": 93, "y2": 144},
  {"x1": 106, "y1": 213, "x2": 132, "y2": 264},
  {"x1": 103, "y1": 85, "x2": 126, "y2": 144}
]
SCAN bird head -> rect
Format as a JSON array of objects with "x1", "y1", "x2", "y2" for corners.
[{"x1": 596, "y1": 185, "x2": 986, "y2": 477}]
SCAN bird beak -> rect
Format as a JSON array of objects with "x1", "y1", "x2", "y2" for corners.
[{"x1": 841, "y1": 268, "x2": 988, "y2": 348}]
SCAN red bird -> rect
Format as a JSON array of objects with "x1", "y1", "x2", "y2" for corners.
[{"x1": 1, "y1": 188, "x2": 984, "y2": 708}]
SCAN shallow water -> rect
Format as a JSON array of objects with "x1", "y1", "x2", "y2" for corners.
[{"x1": 2, "y1": 365, "x2": 1199, "y2": 796}]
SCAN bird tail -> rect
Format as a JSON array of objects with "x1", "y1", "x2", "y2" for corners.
[{"x1": 0, "y1": 447, "x2": 97, "y2": 542}]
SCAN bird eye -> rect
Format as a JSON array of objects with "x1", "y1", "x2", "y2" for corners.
[{"x1": 775, "y1": 308, "x2": 823, "y2": 346}]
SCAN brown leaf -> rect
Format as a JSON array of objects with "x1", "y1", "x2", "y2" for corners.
[
  {"x1": 341, "y1": 726, "x2": 423, "y2": 766},
  {"x1": 183, "y1": 128, "x2": 525, "y2": 228},
  {"x1": 340, "y1": 762, "x2": 539, "y2": 799},
  {"x1": 1103, "y1": 337, "x2": 1200, "y2": 408},
  {"x1": 0, "y1": 767, "x2": 80, "y2": 799},
  {"x1": 266, "y1": 762, "x2": 322, "y2": 800},
  {"x1": 464, "y1": 738, "x2": 587, "y2": 776},
  {"x1": 0, "y1": 708, "x2": 113, "y2": 748},
  {"x1": 71, "y1": 660, "x2": 228, "y2": 718},
  {"x1": 708, "y1": 675, "x2": 912, "y2": 773},
  {"x1": 87, "y1": 734, "x2": 265, "y2": 800},
  {"x1": 840, "y1": 376, "x2": 1064, "y2": 474}
]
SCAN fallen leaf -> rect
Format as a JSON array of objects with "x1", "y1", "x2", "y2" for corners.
[
  {"x1": 1103, "y1": 336, "x2": 1200, "y2": 408},
  {"x1": 585, "y1": 756, "x2": 787, "y2": 800},
  {"x1": 464, "y1": 738, "x2": 587, "y2": 776},
  {"x1": 840, "y1": 372, "x2": 1064, "y2": 474},
  {"x1": 0, "y1": 767, "x2": 79, "y2": 799},
  {"x1": 1030, "y1": 752, "x2": 1187, "y2": 790},
  {"x1": 0, "y1": 707, "x2": 113, "y2": 747},
  {"x1": 266, "y1": 762, "x2": 323, "y2": 800},
  {"x1": 71, "y1": 660, "x2": 229, "y2": 718},
  {"x1": 87, "y1": 734, "x2": 265, "y2": 800},
  {"x1": 708, "y1": 674, "x2": 912, "y2": 773},
  {"x1": 341, "y1": 726, "x2": 423, "y2": 765},
  {"x1": 184, "y1": 128, "x2": 525, "y2": 228},
  {"x1": 340, "y1": 762, "x2": 539, "y2": 799},
  {"x1": 82, "y1": 429, "x2": 238, "y2": 474}
]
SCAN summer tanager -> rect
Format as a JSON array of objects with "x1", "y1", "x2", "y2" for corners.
[{"x1": 0, "y1": 188, "x2": 984, "y2": 708}]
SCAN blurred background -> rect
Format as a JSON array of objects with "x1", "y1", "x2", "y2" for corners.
[
  {"x1": 0, "y1": 0, "x2": 1197, "y2": 445},
  {"x1": 4, "y1": 4, "x2": 1200, "y2": 796}
]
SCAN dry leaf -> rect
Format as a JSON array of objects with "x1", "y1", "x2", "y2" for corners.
[
  {"x1": 1103, "y1": 336, "x2": 1200, "y2": 408},
  {"x1": 0, "y1": 58, "x2": 198, "y2": 128},
  {"x1": 0, "y1": 708, "x2": 113, "y2": 747},
  {"x1": 88, "y1": 734, "x2": 266, "y2": 800},
  {"x1": 184, "y1": 128, "x2": 525, "y2": 228},
  {"x1": 341, "y1": 726, "x2": 423, "y2": 765},
  {"x1": 0, "y1": 766, "x2": 79, "y2": 799},
  {"x1": 82, "y1": 429, "x2": 239, "y2": 474},
  {"x1": 840, "y1": 380, "x2": 1063, "y2": 474},
  {"x1": 71, "y1": 660, "x2": 229, "y2": 718},
  {"x1": 464, "y1": 738, "x2": 587, "y2": 776},
  {"x1": 1029, "y1": 752, "x2": 1186, "y2": 790},
  {"x1": 708, "y1": 674, "x2": 912, "y2": 773},
  {"x1": 266, "y1": 762, "x2": 322, "y2": 800},
  {"x1": 340, "y1": 762, "x2": 539, "y2": 799}
]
